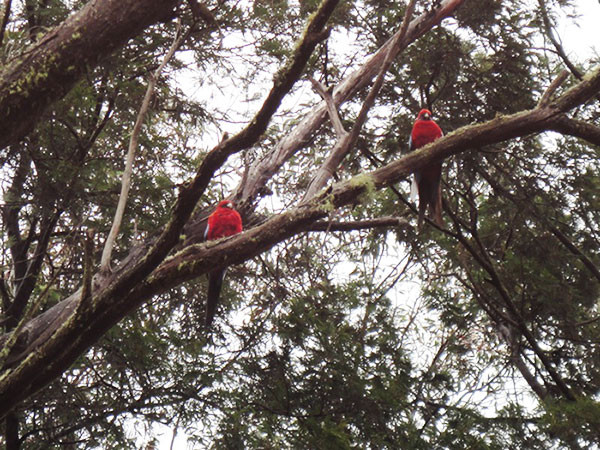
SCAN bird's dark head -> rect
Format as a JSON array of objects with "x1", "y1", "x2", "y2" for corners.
[
  {"x1": 417, "y1": 109, "x2": 432, "y2": 121},
  {"x1": 218, "y1": 200, "x2": 234, "y2": 209}
]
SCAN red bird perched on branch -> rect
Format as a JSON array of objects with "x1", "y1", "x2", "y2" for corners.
[
  {"x1": 408, "y1": 108, "x2": 444, "y2": 228},
  {"x1": 204, "y1": 200, "x2": 243, "y2": 326}
]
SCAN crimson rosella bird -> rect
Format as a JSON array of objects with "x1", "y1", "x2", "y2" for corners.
[
  {"x1": 204, "y1": 200, "x2": 243, "y2": 326},
  {"x1": 408, "y1": 108, "x2": 444, "y2": 228}
]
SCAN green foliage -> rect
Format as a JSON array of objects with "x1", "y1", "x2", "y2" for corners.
[{"x1": 2, "y1": 0, "x2": 600, "y2": 448}]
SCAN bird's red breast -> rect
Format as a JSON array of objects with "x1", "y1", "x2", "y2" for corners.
[
  {"x1": 206, "y1": 202, "x2": 243, "y2": 240},
  {"x1": 411, "y1": 109, "x2": 443, "y2": 149}
]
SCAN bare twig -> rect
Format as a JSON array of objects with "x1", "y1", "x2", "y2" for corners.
[
  {"x1": 308, "y1": 75, "x2": 347, "y2": 138},
  {"x1": 538, "y1": 0, "x2": 583, "y2": 80},
  {"x1": 100, "y1": 20, "x2": 187, "y2": 272},
  {"x1": 537, "y1": 69, "x2": 569, "y2": 107}
]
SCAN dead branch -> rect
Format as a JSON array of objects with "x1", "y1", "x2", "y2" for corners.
[
  {"x1": 100, "y1": 20, "x2": 186, "y2": 272},
  {"x1": 308, "y1": 75, "x2": 347, "y2": 138},
  {"x1": 537, "y1": 69, "x2": 569, "y2": 107},
  {"x1": 303, "y1": 0, "x2": 418, "y2": 200},
  {"x1": 234, "y1": 0, "x2": 467, "y2": 207}
]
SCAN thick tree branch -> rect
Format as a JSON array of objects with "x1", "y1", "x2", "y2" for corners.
[
  {"x1": 547, "y1": 115, "x2": 600, "y2": 147},
  {"x1": 307, "y1": 216, "x2": 410, "y2": 232},
  {"x1": 0, "y1": 0, "x2": 181, "y2": 150},
  {"x1": 511, "y1": 349, "x2": 548, "y2": 400}
]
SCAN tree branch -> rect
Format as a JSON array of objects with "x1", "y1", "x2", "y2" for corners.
[
  {"x1": 547, "y1": 115, "x2": 600, "y2": 147},
  {"x1": 0, "y1": 0, "x2": 181, "y2": 149},
  {"x1": 234, "y1": 0, "x2": 467, "y2": 207},
  {"x1": 537, "y1": 0, "x2": 583, "y2": 80},
  {"x1": 78, "y1": 229, "x2": 95, "y2": 313},
  {"x1": 307, "y1": 216, "x2": 410, "y2": 232},
  {"x1": 537, "y1": 69, "x2": 569, "y2": 107},
  {"x1": 0, "y1": 0, "x2": 12, "y2": 48},
  {"x1": 308, "y1": 75, "x2": 347, "y2": 138},
  {"x1": 303, "y1": 0, "x2": 418, "y2": 200},
  {"x1": 100, "y1": 20, "x2": 187, "y2": 272},
  {"x1": 444, "y1": 203, "x2": 575, "y2": 401}
]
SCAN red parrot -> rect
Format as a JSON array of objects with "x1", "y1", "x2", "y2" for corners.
[
  {"x1": 204, "y1": 200, "x2": 243, "y2": 326},
  {"x1": 408, "y1": 108, "x2": 444, "y2": 228}
]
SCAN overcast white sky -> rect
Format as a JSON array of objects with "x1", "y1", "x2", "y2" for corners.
[{"x1": 557, "y1": 1, "x2": 599, "y2": 63}]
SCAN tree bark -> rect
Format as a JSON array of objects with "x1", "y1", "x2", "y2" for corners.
[{"x1": 0, "y1": 0, "x2": 180, "y2": 150}]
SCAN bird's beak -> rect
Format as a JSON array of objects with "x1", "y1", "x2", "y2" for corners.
[{"x1": 423, "y1": 113, "x2": 430, "y2": 120}]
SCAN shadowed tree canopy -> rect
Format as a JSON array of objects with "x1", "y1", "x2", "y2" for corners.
[{"x1": 1, "y1": 0, "x2": 600, "y2": 447}]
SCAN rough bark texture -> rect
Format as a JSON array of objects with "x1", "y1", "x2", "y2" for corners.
[{"x1": 0, "y1": 0, "x2": 180, "y2": 149}]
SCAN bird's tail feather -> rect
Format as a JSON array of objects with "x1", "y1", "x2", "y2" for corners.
[
  {"x1": 432, "y1": 184, "x2": 443, "y2": 227},
  {"x1": 410, "y1": 178, "x2": 419, "y2": 203},
  {"x1": 417, "y1": 181, "x2": 443, "y2": 229},
  {"x1": 417, "y1": 197, "x2": 427, "y2": 230},
  {"x1": 205, "y1": 269, "x2": 225, "y2": 327}
]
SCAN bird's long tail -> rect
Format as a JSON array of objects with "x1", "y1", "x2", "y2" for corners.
[
  {"x1": 431, "y1": 182, "x2": 443, "y2": 227},
  {"x1": 417, "y1": 167, "x2": 443, "y2": 229},
  {"x1": 205, "y1": 269, "x2": 226, "y2": 326},
  {"x1": 410, "y1": 177, "x2": 419, "y2": 203}
]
